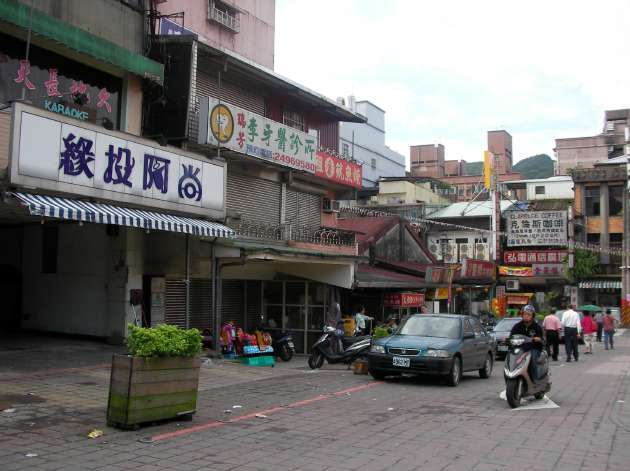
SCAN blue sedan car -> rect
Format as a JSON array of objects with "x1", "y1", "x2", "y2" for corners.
[{"x1": 367, "y1": 314, "x2": 495, "y2": 386}]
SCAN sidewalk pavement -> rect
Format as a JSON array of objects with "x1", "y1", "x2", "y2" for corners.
[{"x1": 1, "y1": 331, "x2": 630, "y2": 471}]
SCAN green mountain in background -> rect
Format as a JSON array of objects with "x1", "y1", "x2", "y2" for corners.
[
  {"x1": 462, "y1": 154, "x2": 555, "y2": 179},
  {"x1": 512, "y1": 154, "x2": 555, "y2": 179}
]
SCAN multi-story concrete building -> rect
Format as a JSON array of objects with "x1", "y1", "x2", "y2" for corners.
[
  {"x1": 156, "y1": 0, "x2": 275, "y2": 69},
  {"x1": 338, "y1": 97, "x2": 405, "y2": 188},
  {"x1": 571, "y1": 160, "x2": 626, "y2": 307},
  {"x1": 410, "y1": 130, "x2": 521, "y2": 201},
  {"x1": 555, "y1": 109, "x2": 630, "y2": 175},
  {"x1": 410, "y1": 144, "x2": 445, "y2": 178}
]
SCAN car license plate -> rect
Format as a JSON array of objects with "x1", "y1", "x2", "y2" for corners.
[
  {"x1": 498, "y1": 345, "x2": 508, "y2": 352},
  {"x1": 392, "y1": 356, "x2": 410, "y2": 367},
  {"x1": 287, "y1": 342, "x2": 294, "y2": 348}
]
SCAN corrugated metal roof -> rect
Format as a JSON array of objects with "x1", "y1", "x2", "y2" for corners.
[
  {"x1": 355, "y1": 264, "x2": 427, "y2": 288},
  {"x1": 429, "y1": 201, "x2": 514, "y2": 219}
]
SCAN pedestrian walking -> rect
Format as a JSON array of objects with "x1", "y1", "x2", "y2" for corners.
[
  {"x1": 581, "y1": 312, "x2": 597, "y2": 354},
  {"x1": 603, "y1": 309, "x2": 617, "y2": 350},
  {"x1": 595, "y1": 310, "x2": 604, "y2": 342},
  {"x1": 542, "y1": 312, "x2": 561, "y2": 361},
  {"x1": 562, "y1": 305, "x2": 581, "y2": 362}
]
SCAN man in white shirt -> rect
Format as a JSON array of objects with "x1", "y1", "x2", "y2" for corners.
[
  {"x1": 562, "y1": 305, "x2": 582, "y2": 363},
  {"x1": 354, "y1": 306, "x2": 373, "y2": 336}
]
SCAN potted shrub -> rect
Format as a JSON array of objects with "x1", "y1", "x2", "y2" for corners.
[{"x1": 106, "y1": 324, "x2": 203, "y2": 429}]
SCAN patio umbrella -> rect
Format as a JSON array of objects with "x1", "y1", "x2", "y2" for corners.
[{"x1": 577, "y1": 304, "x2": 602, "y2": 312}]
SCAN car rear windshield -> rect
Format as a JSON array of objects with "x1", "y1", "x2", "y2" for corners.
[
  {"x1": 494, "y1": 319, "x2": 520, "y2": 332},
  {"x1": 398, "y1": 316, "x2": 461, "y2": 339}
]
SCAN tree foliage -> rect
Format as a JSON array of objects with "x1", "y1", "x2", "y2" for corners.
[{"x1": 568, "y1": 249, "x2": 600, "y2": 281}]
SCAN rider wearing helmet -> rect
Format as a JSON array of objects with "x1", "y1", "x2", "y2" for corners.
[
  {"x1": 510, "y1": 304, "x2": 545, "y2": 381},
  {"x1": 510, "y1": 305, "x2": 544, "y2": 347}
]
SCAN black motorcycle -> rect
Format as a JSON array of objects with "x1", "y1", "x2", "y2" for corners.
[
  {"x1": 308, "y1": 326, "x2": 371, "y2": 369},
  {"x1": 272, "y1": 332, "x2": 295, "y2": 362}
]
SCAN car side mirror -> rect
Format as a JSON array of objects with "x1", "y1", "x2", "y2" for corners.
[{"x1": 463, "y1": 332, "x2": 475, "y2": 340}]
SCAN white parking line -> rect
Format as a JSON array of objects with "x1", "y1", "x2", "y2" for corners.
[{"x1": 499, "y1": 390, "x2": 560, "y2": 410}]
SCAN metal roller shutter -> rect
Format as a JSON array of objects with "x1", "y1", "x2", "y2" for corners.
[
  {"x1": 227, "y1": 173, "x2": 281, "y2": 225},
  {"x1": 245, "y1": 280, "x2": 262, "y2": 330},
  {"x1": 0, "y1": 111, "x2": 10, "y2": 169},
  {"x1": 164, "y1": 278, "x2": 213, "y2": 330},
  {"x1": 222, "y1": 280, "x2": 245, "y2": 327},
  {"x1": 164, "y1": 279, "x2": 186, "y2": 328},
  {"x1": 189, "y1": 279, "x2": 213, "y2": 331},
  {"x1": 189, "y1": 54, "x2": 265, "y2": 145},
  {"x1": 285, "y1": 189, "x2": 321, "y2": 230}
]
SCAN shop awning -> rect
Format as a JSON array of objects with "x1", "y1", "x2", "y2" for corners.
[
  {"x1": 578, "y1": 280, "x2": 622, "y2": 289},
  {"x1": 355, "y1": 264, "x2": 426, "y2": 289},
  {"x1": 0, "y1": 0, "x2": 163, "y2": 82},
  {"x1": 12, "y1": 192, "x2": 234, "y2": 238}
]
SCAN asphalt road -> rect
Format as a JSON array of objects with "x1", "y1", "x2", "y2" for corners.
[{"x1": 1, "y1": 332, "x2": 629, "y2": 471}]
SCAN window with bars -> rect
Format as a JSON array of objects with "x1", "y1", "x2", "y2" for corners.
[
  {"x1": 342, "y1": 143, "x2": 350, "y2": 157},
  {"x1": 584, "y1": 187, "x2": 600, "y2": 216},
  {"x1": 283, "y1": 109, "x2": 305, "y2": 131}
]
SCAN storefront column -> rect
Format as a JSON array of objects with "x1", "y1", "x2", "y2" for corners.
[
  {"x1": 123, "y1": 228, "x2": 144, "y2": 340},
  {"x1": 600, "y1": 183, "x2": 610, "y2": 265}
]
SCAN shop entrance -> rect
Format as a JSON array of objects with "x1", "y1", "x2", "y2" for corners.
[{"x1": 261, "y1": 280, "x2": 328, "y2": 354}]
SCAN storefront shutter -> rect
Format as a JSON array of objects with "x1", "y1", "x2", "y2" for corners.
[
  {"x1": 164, "y1": 279, "x2": 186, "y2": 328},
  {"x1": 222, "y1": 280, "x2": 245, "y2": 327},
  {"x1": 227, "y1": 173, "x2": 281, "y2": 225},
  {"x1": 164, "y1": 278, "x2": 213, "y2": 330},
  {"x1": 189, "y1": 55, "x2": 265, "y2": 144},
  {"x1": 245, "y1": 280, "x2": 262, "y2": 330},
  {"x1": 285, "y1": 189, "x2": 321, "y2": 230}
]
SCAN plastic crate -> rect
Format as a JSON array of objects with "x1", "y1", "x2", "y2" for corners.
[{"x1": 241, "y1": 355, "x2": 275, "y2": 367}]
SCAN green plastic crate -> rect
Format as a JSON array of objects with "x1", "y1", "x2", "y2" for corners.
[{"x1": 241, "y1": 355, "x2": 275, "y2": 367}]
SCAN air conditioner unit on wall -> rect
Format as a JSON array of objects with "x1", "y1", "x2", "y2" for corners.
[
  {"x1": 322, "y1": 198, "x2": 340, "y2": 213},
  {"x1": 506, "y1": 279, "x2": 519, "y2": 291}
]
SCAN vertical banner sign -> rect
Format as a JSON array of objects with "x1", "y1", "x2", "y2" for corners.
[
  {"x1": 483, "y1": 150, "x2": 493, "y2": 189},
  {"x1": 199, "y1": 97, "x2": 316, "y2": 173}
]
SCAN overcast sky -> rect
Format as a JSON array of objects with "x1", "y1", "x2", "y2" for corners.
[{"x1": 274, "y1": 0, "x2": 630, "y2": 167}]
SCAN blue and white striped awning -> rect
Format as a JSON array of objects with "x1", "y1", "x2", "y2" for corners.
[
  {"x1": 578, "y1": 280, "x2": 622, "y2": 289},
  {"x1": 11, "y1": 192, "x2": 235, "y2": 239}
]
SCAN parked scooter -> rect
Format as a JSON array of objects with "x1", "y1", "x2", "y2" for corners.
[
  {"x1": 272, "y1": 332, "x2": 295, "y2": 362},
  {"x1": 503, "y1": 334, "x2": 551, "y2": 408},
  {"x1": 308, "y1": 325, "x2": 371, "y2": 369}
]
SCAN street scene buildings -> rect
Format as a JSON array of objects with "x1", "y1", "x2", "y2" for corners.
[{"x1": 1, "y1": 1, "x2": 629, "y2": 471}]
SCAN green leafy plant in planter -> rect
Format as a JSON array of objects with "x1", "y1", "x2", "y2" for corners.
[
  {"x1": 126, "y1": 324, "x2": 202, "y2": 357},
  {"x1": 107, "y1": 324, "x2": 203, "y2": 429}
]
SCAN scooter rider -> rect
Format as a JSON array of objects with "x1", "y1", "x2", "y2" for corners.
[{"x1": 510, "y1": 305, "x2": 545, "y2": 380}]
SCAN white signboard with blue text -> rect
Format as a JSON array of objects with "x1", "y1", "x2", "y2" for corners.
[
  {"x1": 506, "y1": 210, "x2": 567, "y2": 247},
  {"x1": 198, "y1": 97, "x2": 317, "y2": 173},
  {"x1": 9, "y1": 103, "x2": 225, "y2": 218}
]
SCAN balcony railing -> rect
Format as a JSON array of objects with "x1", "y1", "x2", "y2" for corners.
[
  {"x1": 231, "y1": 220, "x2": 356, "y2": 247},
  {"x1": 208, "y1": 1, "x2": 240, "y2": 32}
]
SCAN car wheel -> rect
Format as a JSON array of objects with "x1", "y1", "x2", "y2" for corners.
[
  {"x1": 446, "y1": 356, "x2": 462, "y2": 387},
  {"x1": 479, "y1": 353, "x2": 493, "y2": 379},
  {"x1": 369, "y1": 370, "x2": 386, "y2": 380}
]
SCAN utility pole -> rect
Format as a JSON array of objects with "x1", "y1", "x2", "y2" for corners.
[{"x1": 622, "y1": 151, "x2": 630, "y2": 326}]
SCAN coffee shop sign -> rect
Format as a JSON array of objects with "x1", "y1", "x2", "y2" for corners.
[{"x1": 9, "y1": 104, "x2": 225, "y2": 216}]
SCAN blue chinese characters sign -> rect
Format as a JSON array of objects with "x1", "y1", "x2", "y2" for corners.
[{"x1": 9, "y1": 103, "x2": 225, "y2": 218}]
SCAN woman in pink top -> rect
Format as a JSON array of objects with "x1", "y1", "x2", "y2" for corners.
[{"x1": 581, "y1": 312, "x2": 597, "y2": 354}]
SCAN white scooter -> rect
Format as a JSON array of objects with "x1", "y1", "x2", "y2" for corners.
[{"x1": 503, "y1": 334, "x2": 551, "y2": 408}]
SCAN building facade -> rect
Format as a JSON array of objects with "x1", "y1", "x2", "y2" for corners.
[
  {"x1": 339, "y1": 98, "x2": 406, "y2": 188},
  {"x1": 156, "y1": 0, "x2": 275, "y2": 70},
  {"x1": 501, "y1": 176, "x2": 574, "y2": 201},
  {"x1": 571, "y1": 161, "x2": 626, "y2": 307},
  {"x1": 410, "y1": 130, "x2": 521, "y2": 201},
  {"x1": 555, "y1": 109, "x2": 630, "y2": 175},
  {"x1": 0, "y1": 0, "x2": 238, "y2": 343}
]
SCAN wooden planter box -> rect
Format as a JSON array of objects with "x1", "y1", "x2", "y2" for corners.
[{"x1": 107, "y1": 354, "x2": 201, "y2": 429}]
